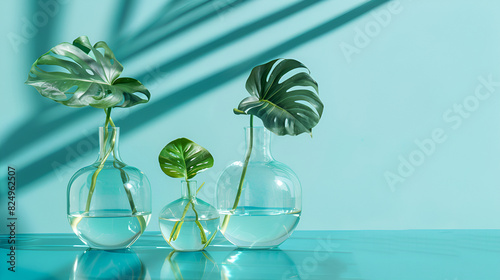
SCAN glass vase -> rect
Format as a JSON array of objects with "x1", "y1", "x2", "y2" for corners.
[
  {"x1": 159, "y1": 180, "x2": 220, "y2": 251},
  {"x1": 67, "y1": 127, "x2": 151, "y2": 250},
  {"x1": 216, "y1": 126, "x2": 301, "y2": 249}
]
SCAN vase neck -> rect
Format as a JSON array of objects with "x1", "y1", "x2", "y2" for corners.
[
  {"x1": 181, "y1": 180, "x2": 197, "y2": 200},
  {"x1": 245, "y1": 126, "x2": 273, "y2": 161},
  {"x1": 95, "y1": 126, "x2": 123, "y2": 163}
]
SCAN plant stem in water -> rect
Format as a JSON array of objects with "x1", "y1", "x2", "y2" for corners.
[
  {"x1": 84, "y1": 108, "x2": 139, "y2": 219},
  {"x1": 187, "y1": 180, "x2": 208, "y2": 244},
  {"x1": 168, "y1": 181, "x2": 208, "y2": 245},
  {"x1": 220, "y1": 115, "x2": 254, "y2": 234},
  {"x1": 169, "y1": 201, "x2": 190, "y2": 242},
  {"x1": 84, "y1": 108, "x2": 115, "y2": 213}
]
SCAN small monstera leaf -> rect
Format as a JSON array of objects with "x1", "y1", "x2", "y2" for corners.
[
  {"x1": 234, "y1": 59, "x2": 323, "y2": 136},
  {"x1": 25, "y1": 36, "x2": 150, "y2": 108},
  {"x1": 159, "y1": 138, "x2": 214, "y2": 180}
]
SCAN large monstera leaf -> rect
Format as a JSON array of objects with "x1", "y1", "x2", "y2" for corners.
[
  {"x1": 159, "y1": 138, "x2": 214, "y2": 180},
  {"x1": 234, "y1": 59, "x2": 323, "y2": 136},
  {"x1": 25, "y1": 36, "x2": 150, "y2": 108}
]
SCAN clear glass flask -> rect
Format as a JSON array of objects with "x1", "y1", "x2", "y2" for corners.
[
  {"x1": 159, "y1": 180, "x2": 219, "y2": 251},
  {"x1": 216, "y1": 126, "x2": 301, "y2": 249},
  {"x1": 67, "y1": 127, "x2": 151, "y2": 249}
]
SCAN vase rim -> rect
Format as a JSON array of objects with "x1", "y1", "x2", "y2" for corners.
[{"x1": 181, "y1": 179, "x2": 197, "y2": 183}]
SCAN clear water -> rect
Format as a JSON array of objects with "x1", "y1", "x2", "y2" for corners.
[
  {"x1": 220, "y1": 207, "x2": 301, "y2": 248},
  {"x1": 68, "y1": 210, "x2": 150, "y2": 250},
  {"x1": 159, "y1": 217, "x2": 219, "y2": 251}
]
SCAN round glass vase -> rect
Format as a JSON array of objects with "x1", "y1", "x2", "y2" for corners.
[
  {"x1": 159, "y1": 180, "x2": 220, "y2": 251},
  {"x1": 67, "y1": 127, "x2": 152, "y2": 250},
  {"x1": 216, "y1": 126, "x2": 301, "y2": 249}
]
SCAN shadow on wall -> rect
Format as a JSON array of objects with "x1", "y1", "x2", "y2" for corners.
[{"x1": 2, "y1": 0, "x2": 390, "y2": 190}]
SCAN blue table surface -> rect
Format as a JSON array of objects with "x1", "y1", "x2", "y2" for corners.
[{"x1": 0, "y1": 230, "x2": 499, "y2": 279}]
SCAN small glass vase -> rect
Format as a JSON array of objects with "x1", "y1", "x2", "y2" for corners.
[
  {"x1": 67, "y1": 127, "x2": 151, "y2": 250},
  {"x1": 216, "y1": 126, "x2": 301, "y2": 249},
  {"x1": 159, "y1": 180, "x2": 220, "y2": 251}
]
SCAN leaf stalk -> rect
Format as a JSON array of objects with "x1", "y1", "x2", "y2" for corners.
[
  {"x1": 220, "y1": 115, "x2": 254, "y2": 234},
  {"x1": 84, "y1": 108, "x2": 139, "y2": 219}
]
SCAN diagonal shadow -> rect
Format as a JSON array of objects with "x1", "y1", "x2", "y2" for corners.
[
  {"x1": 12, "y1": 0, "x2": 391, "y2": 189},
  {"x1": 1, "y1": 0, "x2": 83, "y2": 161},
  {"x1": 1, "y1": 1, "x2": 218, "y2": 163},
  {"x1": 0, "y1": 0, "x2": 321, "y2": 163},
  {"x1": 112, "y1": 0, "x2": 135, "y2": 40},
  {"x1": 129, "y1": 0, "x2": 324, "y2": 84},
  {"x1": 116, "y1": 0, "x2": 245, "y2": 60},
  {"x1": 116, "y1": 0, "x2": 213, "y2": 45},
  {"x1": 27, "y1": 1, "x2": 61, "y2": 110}
]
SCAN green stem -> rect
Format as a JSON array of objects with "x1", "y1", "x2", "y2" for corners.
[
  {"x1": 169, "y1": 199, "x2": 190, "y2": 242},
  {"x1": 84, "y1": 108, "x2": 141, "y2": 218},
  {"x1": 187, "y1": 180, "x2": 208, "y2": 244},
  {"x1": 220, "y1": 115, "x2": 254, "y2": 234},
  {"x1": 191, "y1": 203, "x2": 207, "y2": 244},
  {"x1": 108, "y1": 115, "x2": 139, "y2": 215},
  {"x1": 84, "y1": 108, "x2": 115, "y2": 213},
  {"x1": 202, "y1": 229, "x2": 218, "y2": 250},
  {"x1": 107, "y1": 118, "x2": 146, "y2": 231},
  {"x1": 168, "y1": 181, "x2": 208, "y2": 246}
]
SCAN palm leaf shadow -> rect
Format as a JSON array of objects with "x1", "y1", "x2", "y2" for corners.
[
  {"x1": 0, "y1": 0, "x2": 242, "y2": 162},
  {"x1": 1, "y1": 0, "x2": 322, "y2": 171},
  {"x1": 112, "y1": 0, "x2": 135, "y2": 39},
  {"x1": 9, "y1": 0, "x2": 391, "y2": 189},
  {"x1": 116, "y1": 0, "x2": 246, "y2": 60},
  {"x1": 115, "y1": 0, "x2": 212, "y2": 45}
]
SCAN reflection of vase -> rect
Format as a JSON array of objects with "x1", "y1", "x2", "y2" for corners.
[
  {"x1": 159, "y1": 180, "x2": 219, "y2": 251},
  {"x1": 216, "y1": 126, "x2": 301, "y2": 249},
  {"x1": 71, "y1": 248, "x2": 146, "y2": 280},
  {"x1": 67, "y1": 127, "x2": 151, "y2": 250},
  {"x1": 221, "y1": 248, "x2": 300, "y2": 279},
  {"x1": 160, "y1": 251, "x2": 219, "y2": 279}
]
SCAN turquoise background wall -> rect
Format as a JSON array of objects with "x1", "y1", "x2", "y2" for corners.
[{"x1": 1, "y1": 0, "x2": 500, "y2": 234}]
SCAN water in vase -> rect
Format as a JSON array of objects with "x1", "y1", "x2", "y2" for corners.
[
  {"x1": 159, "y1": 217, "x2": 219, "y2": 251},
  {"x1": 69, "y1": 210, "x2": 151, "y2": 250},
  {"x1": 221, "y1": 207, "x2": 301, "y2": 248}
]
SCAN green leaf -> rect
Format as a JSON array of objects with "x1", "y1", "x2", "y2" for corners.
[
  {"x1": 158, "y1": 138, "x2": 214, "y2": 180},
  {"x1": 235, "y1": 59, "x2": 324, "y2": 136},
  {"x1": 25, "y1": 35, "x2": 150, "y2": 108}
]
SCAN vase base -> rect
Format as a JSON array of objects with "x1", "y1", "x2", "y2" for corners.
[
  {"x1": 220, "y1": 208, "x2": 300, "y2": 248},
  {"x1": 68, "y1": 211, "x2": 151, "y2": 250},
  {"x1": 159, "y1": 217, "x2": 219, "y2": 251},
  {"x1": 233, "y1": 245, "x2": 279, "y2": 250}
]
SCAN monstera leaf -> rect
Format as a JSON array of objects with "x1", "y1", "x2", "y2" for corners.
[
  {"x1": 25, "y1": 36, "x2": 150, "y2": 108},
  {"x1": 234, "y1": 59, "x2": 323, "y2": 136},
  {"x1": 159, "y1": 138, "x2": 214, "y2": 180}
]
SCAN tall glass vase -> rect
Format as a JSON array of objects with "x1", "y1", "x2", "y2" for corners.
[
  {"x1": 67, "y1": 127, "x2": 151, "y2": 250},
  {"x1": 216, "y1": 126, "x2": 301, "y2": 249}
]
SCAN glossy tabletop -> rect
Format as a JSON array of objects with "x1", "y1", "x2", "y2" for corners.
[{"x1": 1, "y1": 230, "x2": 499, "y2": 279}]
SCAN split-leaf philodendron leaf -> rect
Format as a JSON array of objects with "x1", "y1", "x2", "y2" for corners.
[
  {"x1": 159, "y1": 138, "x2": 214, "y2": 180},
  {"x1": 25, "y1": 36, "x2": 150, "y2": 108},
  {"x1": 234, "y1": 58, "x2": 324, "y2": 136}
]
